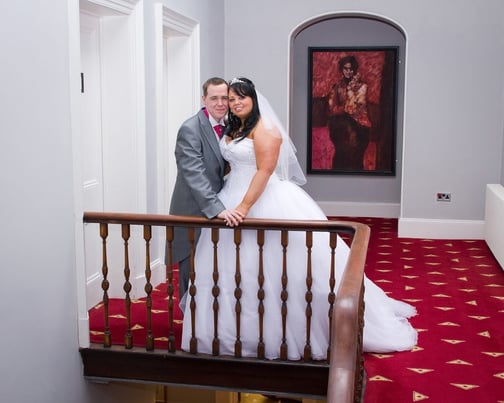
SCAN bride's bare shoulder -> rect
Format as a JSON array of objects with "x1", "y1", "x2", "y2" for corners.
[{"x1": 255, "y1": 118, "x2": 281, "y2": 139}]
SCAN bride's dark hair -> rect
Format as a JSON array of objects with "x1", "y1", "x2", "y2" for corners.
[{"x1": 226, "y1": 77, "x2": 260, "y2": 141}]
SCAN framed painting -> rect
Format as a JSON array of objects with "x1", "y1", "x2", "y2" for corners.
[{"x1": 307, "y1": 47, "x2": 398, "y2": 175}]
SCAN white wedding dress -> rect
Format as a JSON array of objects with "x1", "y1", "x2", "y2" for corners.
[{"x1": 181, "y1": 137, "x2": 417, "y2": 359}]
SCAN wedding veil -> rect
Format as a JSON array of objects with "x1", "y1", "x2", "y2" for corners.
[{"x1": 256, "y1": 91, "x2": 307, "y2": 185}]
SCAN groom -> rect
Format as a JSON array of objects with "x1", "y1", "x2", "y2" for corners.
[{"x1": 168, "y1": 77, "x2": 235, "y2": 300}]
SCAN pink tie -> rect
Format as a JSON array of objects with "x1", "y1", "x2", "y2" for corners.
[{"x1": 214, "y1": 124, "x2": 223, "y2": 138}]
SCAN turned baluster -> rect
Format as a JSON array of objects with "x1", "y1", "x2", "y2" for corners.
[
  {"x1": 122, "y1": 224, "x2": 133, "y2": 349},
  {"x1": 100, "y1": 223, "x2": 111, "y2": 347},
  {"x1": 165, "y1": 226, "x2": 175, "y2": 352},
  {"x1": 304, "y1": 231, "x2": 313, "y2": 361},
  {"x1": 256, "y1": 229, "x2": 265, "y2": 359},
  {"x1": 187, "y1": 228, "x2": 197, "y2": 353},
  {"x1": 144, "y1": 225, "x2": 154, "y2": 351},
  {"x1": 327, "y1": 232, "x2": 337, "y2": 361},
  {"x1": 280, "y1": 230, "x2": 288, "y2": 360},
  {"x1": 211, "y1": 228, "x2": 220, "y2": 355},
  {"x1": 234, "y1": 228, "x2": 242, "y2": 357}
]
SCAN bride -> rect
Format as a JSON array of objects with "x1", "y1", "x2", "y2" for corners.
[{"x1": 181, "y1": 77, "x2": 417, "y2": 359}]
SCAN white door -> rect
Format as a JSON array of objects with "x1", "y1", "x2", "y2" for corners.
[
  {"x1": 80, "y1": 12, "x2": 105, "y2": 307},
  {"x1": 80, "y1": 13, "x2": 104, "y2": 213},
  {"x1": 79, "y1": 2, "x2": 148, "y2": 304}
]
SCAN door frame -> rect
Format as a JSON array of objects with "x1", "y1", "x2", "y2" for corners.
[{"x1": 70, "y1": 0, "x2": 146, "y2": 346}]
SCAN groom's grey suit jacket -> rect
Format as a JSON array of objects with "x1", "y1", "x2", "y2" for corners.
[{"x1": 169, "y1": 108, "x2": 226, "y2": 264}]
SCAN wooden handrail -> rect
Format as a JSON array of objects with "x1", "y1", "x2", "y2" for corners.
[
  {"x1": 80, "y1": 211, "x2": 369, "y2": 402},
  {"x1": 327, "y1": 219, "x2": 369, "y2": 402},
  {"x1": 84, "y1": 211, "x2": 362, "y2": 233}
]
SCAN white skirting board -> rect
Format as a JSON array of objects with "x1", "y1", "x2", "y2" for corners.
[
  {"x1": 319, "y1": 200, "x2": 486, "y2": 239},
  {"x1": 398, "y1": 217, "x2": 484, "y2": 240},
  {"x1": 317, "y1": 201, "x2": 400, "y2": 218},
  {"x1": 485, "y1": 183, "x2": 504, "y2": 270}
]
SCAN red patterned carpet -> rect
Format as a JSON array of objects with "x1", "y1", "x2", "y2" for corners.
[
  {"x1": 89, "y1": 280, "x2": 183, "y2": 349},
  {"x1": 347, "y1": 217, "x2": 504, "y2": 403},
  {"x1": 89, "y1": 217, "x2": 504, "y2": 402}
]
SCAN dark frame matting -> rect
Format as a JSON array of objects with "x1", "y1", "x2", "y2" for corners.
[{"x1": 307, "y1": 46, "x2": 398, "y2": 175}]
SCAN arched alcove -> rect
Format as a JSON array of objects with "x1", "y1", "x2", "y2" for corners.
[{"x1": 290, "y1": 14, "x2": 406, "y2": 217}]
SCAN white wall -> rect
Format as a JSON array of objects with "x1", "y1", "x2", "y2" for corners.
[
  {"x1": 0, "y1": 0, "x2": 92, "y2": 401},
  {"x1": 223, "y1": 0, "x2": 504, "y2": 237},
  {"x1": 0, "y1": 0, "x2": 224, "y2": 402}
]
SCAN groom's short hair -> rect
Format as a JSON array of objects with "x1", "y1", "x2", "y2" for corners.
[{"x1": 202, "y1": 77, "x2": 228, "y2": 96}]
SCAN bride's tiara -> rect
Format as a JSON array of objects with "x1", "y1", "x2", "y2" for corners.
[{"x1": 229, "y1": 77, "x2": 246, "y2": 85}]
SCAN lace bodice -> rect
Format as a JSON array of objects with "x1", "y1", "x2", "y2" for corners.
[
  {"x1": 220, "y1": 137, "x2": 280, "y2": 187},
  {"x1": 220, "y1": 137, "x2": 256, "y2": 169}
]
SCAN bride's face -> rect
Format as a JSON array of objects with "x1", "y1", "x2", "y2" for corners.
[{"x1": 228, "y1": 88, "x2": 253, "y2": 120}]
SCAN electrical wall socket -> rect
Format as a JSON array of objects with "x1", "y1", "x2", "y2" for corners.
[{"x1": 436, "y1": 192, "x2": 451, "y2": 202}]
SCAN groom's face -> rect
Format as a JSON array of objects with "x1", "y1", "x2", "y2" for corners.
[{"x1": 203, "y1": 83, "x2": 229, "y2": 122}]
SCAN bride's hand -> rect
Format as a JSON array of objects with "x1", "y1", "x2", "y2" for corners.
[{"x1": 235, "y1": 205, "x2": 249, "y2": 219}]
